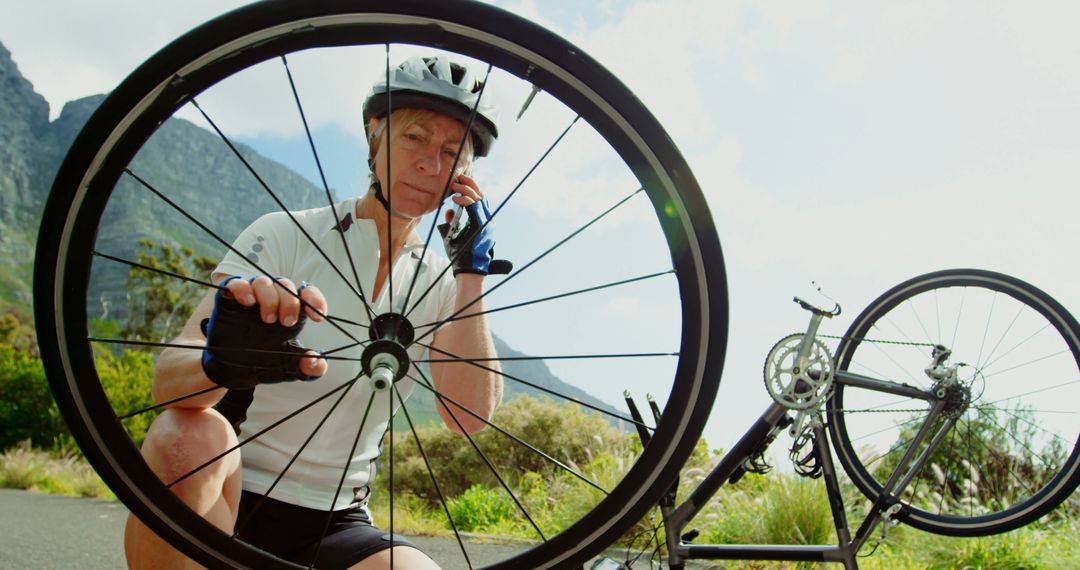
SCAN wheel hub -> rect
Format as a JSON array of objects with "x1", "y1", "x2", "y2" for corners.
[{"x1": 361, "y1": 313, "x2": 415, "y2": 391}]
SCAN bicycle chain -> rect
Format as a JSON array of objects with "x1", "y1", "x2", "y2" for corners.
[
  {"x1": 818, "y1": 334, "x2": 937, "y2": 414},
  {"x1": 818, "y1": 333, "x2": 936, "y2": 348},
  {"x1": 760, "y1": 334, "x2": 937, "y2": 414},
  {"x1": 826, "y1": 407, "x2": 928, "y2": 415}
]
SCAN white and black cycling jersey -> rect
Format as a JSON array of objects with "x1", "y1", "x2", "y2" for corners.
[{"x1": 214, "y1": 197, "x2": 456, "y2": 510}]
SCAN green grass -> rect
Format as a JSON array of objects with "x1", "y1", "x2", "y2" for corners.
[{"x1": 0, "y1": 441, "x2": 114, "y2": 500}]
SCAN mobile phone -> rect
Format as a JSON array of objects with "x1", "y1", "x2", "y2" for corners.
[{"x1": 448, "y1": 203, "x2": 466, "y2": 238}]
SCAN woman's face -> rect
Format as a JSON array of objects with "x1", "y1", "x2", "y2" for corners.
[{"x1": 370, "y1": 112, "x2": 471, "y2": 219}]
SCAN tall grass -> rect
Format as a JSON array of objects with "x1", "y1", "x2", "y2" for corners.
[{"x1": 0, "y1": 440, "x2": 113, "y2": 499}]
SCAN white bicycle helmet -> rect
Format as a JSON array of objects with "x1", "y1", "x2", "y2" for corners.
[{"x1": 363, "y1": 55, "x2": 499, "y2": 157}]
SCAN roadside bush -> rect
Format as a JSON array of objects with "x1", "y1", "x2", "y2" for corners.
[
  {"x1": 377, "y1": 395, "x2": 631, "y2": 502},
  {"x1": 0, "y1": 342, "x2": 156, "y2": 453},
  {"x1": 0, "y1": 345, "x2": 67, "y2": 450},
  {"x1": 446, "y1": 484, "x2": 517, "y2": 533},
  {"x1": 97, "y1": 348, "x2": 157, "y2": 448}
]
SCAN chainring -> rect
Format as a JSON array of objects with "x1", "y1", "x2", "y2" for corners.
[{"x1": 763, "y1": 333, "x2": 835, "y2": 410}]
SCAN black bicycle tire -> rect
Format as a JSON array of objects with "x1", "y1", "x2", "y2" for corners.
[
  {"x1": 33, "y1": 1, "x2": 728, "y2": 568},
  {"x1": 828, "y1": 268, "x2": 1080, "y2": 536}
]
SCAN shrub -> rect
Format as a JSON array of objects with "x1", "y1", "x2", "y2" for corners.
[
  {"x1": 367, "y1": 394, "x2": 652, "y2": 540},
  {"x1": 446, "y1": 484, "x2": 517, "y2": 533},
  {"x1": 0, "y1": 342, "x2": 156, "y2": 453},
  {"x1": 0, "y1": 345, "x2": 68, "y2": 450},
  {"x1": 376, "y1": 395, "x2": 631, "y2": 503},
  {"x1": 96, "y1": 348, "x2": 157, "y2": 448}
]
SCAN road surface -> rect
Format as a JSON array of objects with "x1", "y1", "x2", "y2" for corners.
[{"x1": 0, "y1": 489, "x2": 634, "y2": 569}]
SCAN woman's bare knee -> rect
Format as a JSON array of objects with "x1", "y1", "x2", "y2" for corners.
[
  {"x1": 141, "y1": 407, "x2": 241, "y2": 512},
  {"x1": 348, "y1": 546, "x2": 441, "y2": 570}
]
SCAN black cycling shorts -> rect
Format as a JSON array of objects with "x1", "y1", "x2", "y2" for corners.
[{"x1": 235, "y1": 490, "x2": 418, "y2": 569}]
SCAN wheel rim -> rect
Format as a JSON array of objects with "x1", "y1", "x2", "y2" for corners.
[
  {"x1": 828, "y1": 269, "x2": 1080, "y2": 536},
  {"x1": 34, "y1": 1, "x2": 727, "y2": 567}
]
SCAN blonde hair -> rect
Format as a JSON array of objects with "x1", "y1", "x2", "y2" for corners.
[{"x1": 367, "y1": 108, "x2": 474, "y2": 172}]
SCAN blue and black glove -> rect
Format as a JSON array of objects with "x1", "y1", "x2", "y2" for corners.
[
  {"x1": 437, "y1": 199, "x2": 513, "y2": 276},
  {"x1": 201, "y1": 278, "x2": 319, "y2": 390}
]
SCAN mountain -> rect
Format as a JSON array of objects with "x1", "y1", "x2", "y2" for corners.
[
  {"x1": 0, "y1": 41, "x2": 51, "y2": 306},
  {"x1": 0, "y1": 40, "x2": 625, "y2": 424}
]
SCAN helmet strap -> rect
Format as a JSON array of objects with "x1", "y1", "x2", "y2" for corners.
[{"x1": 368, "y1": 174, "x2": 390, "y2": 210}]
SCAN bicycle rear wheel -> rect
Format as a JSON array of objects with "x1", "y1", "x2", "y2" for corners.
[
  {"x1": 828, "y1": 269, "x2": 1080, "y2": 536},
  {"x1": 34, "y1": 1, "x2": 727, "y2": 568}
]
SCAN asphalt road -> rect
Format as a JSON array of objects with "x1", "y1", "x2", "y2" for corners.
[
  {"x1": 0, "y1": 489, "x2": 600, "y2": 569},
  {"x1": 0, "y1": 489, "x2": 128, "y2": 569}
]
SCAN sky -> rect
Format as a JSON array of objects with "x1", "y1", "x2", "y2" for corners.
[{"x1": 3, "y1": 0, "x2": 1078, "y2": 459}]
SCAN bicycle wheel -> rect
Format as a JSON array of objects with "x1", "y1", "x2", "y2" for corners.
[
  {"x1": 34, "y1": 1, "x2": 727, "y2": 568},
  {"x1": 828, "y1": 269, "x2": 1080, "y2": 536}
]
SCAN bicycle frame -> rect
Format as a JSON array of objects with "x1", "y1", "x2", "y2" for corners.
[{"x1": 631, "y1": 302, "x2": 959, "y2": 570}]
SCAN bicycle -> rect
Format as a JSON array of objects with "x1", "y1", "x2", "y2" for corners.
[
  {"x1": 31, "y1": 1, "x2": 1080, "y2": 569},
  {"x1": 611, "y1": 270, "x2": 1080, "y2": 569}
]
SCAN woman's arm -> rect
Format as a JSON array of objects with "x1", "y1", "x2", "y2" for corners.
[
  {"x1": 429, "y1": 274, "x2": 503, "y2": 434},
  {"x1": 151, "y1": 288, "x2": 224, "y2": 409}
]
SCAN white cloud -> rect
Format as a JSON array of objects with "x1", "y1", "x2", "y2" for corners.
[{"x1": 0, "y1": 0, "x2": 250, "y2": 118}]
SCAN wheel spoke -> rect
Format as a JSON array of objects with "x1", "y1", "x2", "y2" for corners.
[
  {"x1": 311, "y1": 390, "x2": 378, "y2": 567},
  {"x1": 233, "y1": 377, "x2": 360, "y2": 536},
  {"x1": 987, "y1": 404, "x2": 1077, "y2": 453},
  {"x1": 123, "y1": 169, "x2": 362, "y2": 341},
  {"x1": 279, "y1": 54, "x2": 376, "y2": 323},
  {"x1": 401, "y1": 64, "x2": 494, "y2": 314},
  {"x1": 862, "y1": 327, "x2": 926, "y2": 388},
  {"x1": 411, "y1": 270, "x2": 675, "y2": 328},
  {"x1": 89, "y1": 337, "x2": 367, "y2": 365},
  {"x1": 981, "y1": 326, "x2": 1057, "y2": 374},
  {"x1": 418, "y1": 351, "x2": 678, "y2": 364},
  {"x1": 414, "y1": 339, "x2": 653, "y2": 431},
  {"x1": 855, "y1": 429, "x2": 919, "y2": 471},
  {"x1": 935, "y1": 428, "x2": 958, "y2": 514},
  {"x1": 403, "y1": 115, "x2": 581, "y2": 319},
  {"x1": 906, "y1": 298, "x2": 935, "y2": 346},
  {"x1": 116, "y1": 385, "x2": 223, "y2": 420},
  {"x1": 934, "y1": 288, "x2": 942, "y2": 344},
  {"x1": 407, "y1": 372, "x2": 609, "y2": 493},
  {"x1": 964, "y1": 409, "x2": 1039, "y2": 496},
  {"x1": 166, "y1": 378, "x2": 358, "y2": 488},
  {"x1": 189, "y1": 98, "x2": 376, "y2": 319},
  {"x1": 413, "y1": 186, "x2": 645, "y2": 347},
  {"x1": 384, "y1": 44, "x2": 394, "y2": 315},
  {"x1": 96, "y1": 249, "x2": 376, "y2": 330},
  {"x1": 983, "y1": 378, "x2": 1080, "y2": 406},
  {"x1": 411, "y1": 366, "x2": 547, "y2": 541},
  {"x1": 978, "y1": 303, "x2": 1025, "y2": 372},
  {"x1": 92, "y1": 250, "x2": 219, "y2": 290},
  {"x1": 950, "y1": 289, "x2": 965, "y2": 354},
  {"x1": 391, "y1": 384, "x2": 474, "y2": 569}
]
